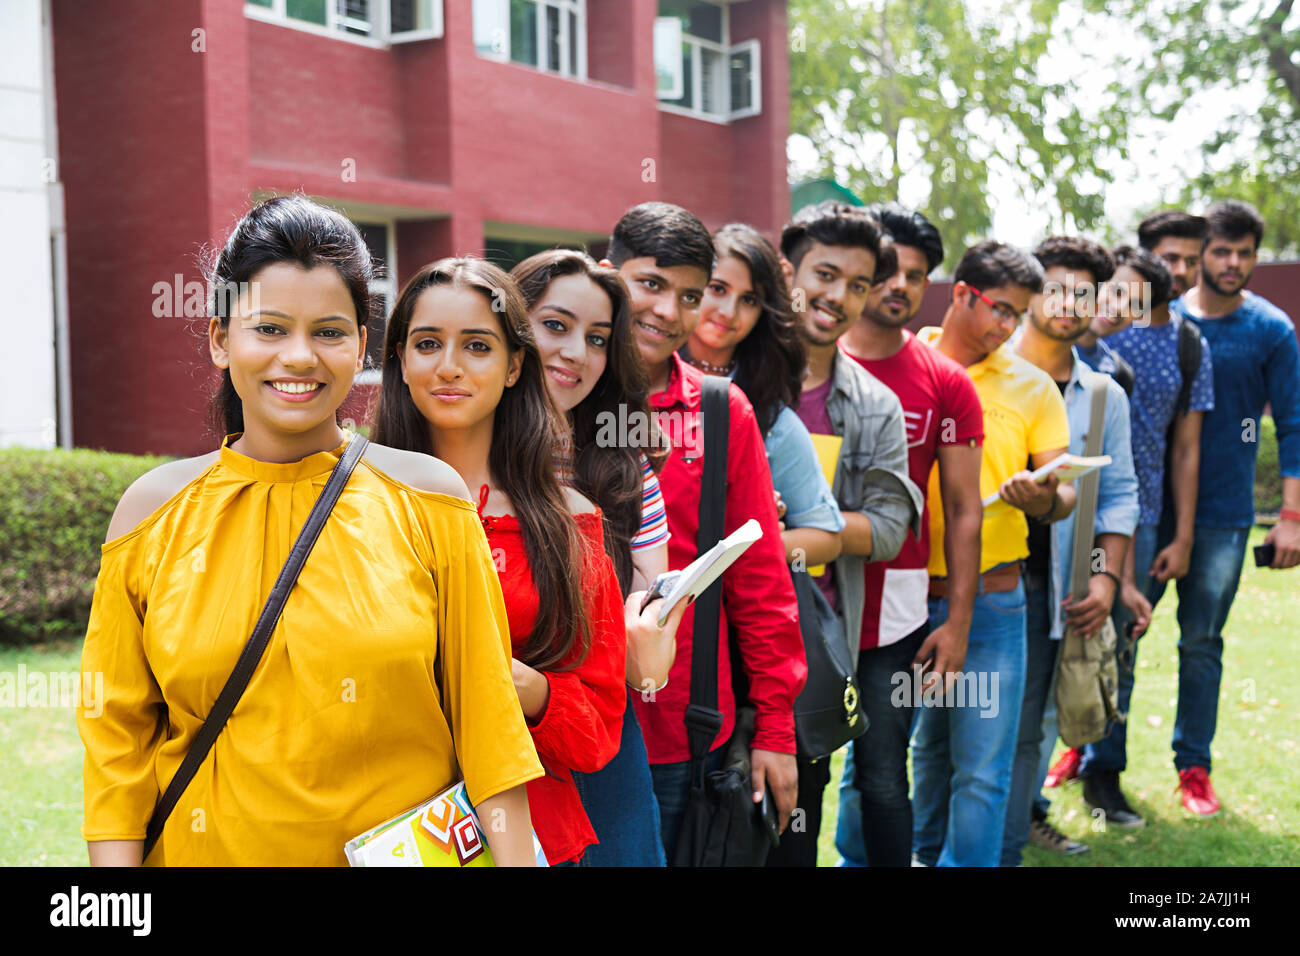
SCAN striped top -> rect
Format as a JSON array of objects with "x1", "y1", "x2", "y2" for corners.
[{"x1": 630, "y1": 454, "x2": 670, "y2": 551}]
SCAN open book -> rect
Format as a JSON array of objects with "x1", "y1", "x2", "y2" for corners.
[
  {"x1": 641, "y1": 518, "x2": 763, "y2": 626},
  {"x1": 982, "y1": 454, "x2": 1112, "y2": 508}
]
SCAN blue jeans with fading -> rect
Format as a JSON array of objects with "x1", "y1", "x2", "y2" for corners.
[
  {"x1": 1149, "y1": 524, "x2": 1250, "y2": 773},
  {"x1": 1002, "y1": 581, "x2": 1059, "y2": 866},
  {"x1": 571, "y1": 691, "x2": 666, "y2": 866},
  {"x1": 911, "y1": 582, "x2": 1027, "y2": 867}
]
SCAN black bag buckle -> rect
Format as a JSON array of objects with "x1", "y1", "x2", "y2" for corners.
[{"x1": 684, "y1": 703, "x2": 724, "y2": 738}]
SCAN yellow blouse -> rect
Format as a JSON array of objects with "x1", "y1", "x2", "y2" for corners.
[{"x1": 78, "y1": 436, "x2": 544, "y2": 866}]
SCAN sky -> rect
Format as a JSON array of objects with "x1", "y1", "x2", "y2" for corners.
[{"x1": 786, "y1": 0, "x2": 1277, "y2": 255}]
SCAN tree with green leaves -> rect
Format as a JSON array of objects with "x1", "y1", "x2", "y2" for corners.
[
  {"x1": 1085, "y1": 0, "x2": 1300, "y2": 257},
  {"x1": 788, "y1": 0, "x2": 1128, "y2": 268}
]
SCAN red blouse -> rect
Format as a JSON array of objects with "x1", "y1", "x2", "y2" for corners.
[{"x1": 479, "y1": 508, "x2": 627, "y2": 865}]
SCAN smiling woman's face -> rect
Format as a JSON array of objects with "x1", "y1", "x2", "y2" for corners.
[
  {"x1": 210, "y1": 261, "x2": 364, "y2": 442},
  {"x1": 399, "y1": 284, "x2": 523, "y2": 436},
  {"x1": 527, "y1": 273, "x2": 612, "y2": 413},
  {"x1": 692, "y1": 254, "x2": 762, "y2": 357}
]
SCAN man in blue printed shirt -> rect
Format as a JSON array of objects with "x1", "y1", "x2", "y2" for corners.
[
  {"x1": 1164, "y1": 200, "x2": 1300, "y2": 815},
  {"x1": 1055, "y1": 246, "x2": 1216, "y2": 825}
]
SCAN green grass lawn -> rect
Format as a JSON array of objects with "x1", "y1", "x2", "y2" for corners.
[
  {"x1": 816, "y1": 526, "x2": 1300, "y2": 866},
  {"x1": 2, "y1": 529, "x2": 1296, "y2": 867}
]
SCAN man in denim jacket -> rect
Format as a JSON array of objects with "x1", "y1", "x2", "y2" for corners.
[{"x1": 766, "y1": 201, "x2": 922, "y2": 866}]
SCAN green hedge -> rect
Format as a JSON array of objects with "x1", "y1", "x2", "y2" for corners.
[
  {"x1": 1256, "y1": 415, "x2": 1282, "y2": 516},
  {"x1": 0, "y1": 448, "x2": 170, "y2": 645}
]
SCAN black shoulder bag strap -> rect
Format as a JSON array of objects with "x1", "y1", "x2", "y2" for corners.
[
  {"x1": 1175, "y1": 315, "x2": 1203, "y2": 415},
  {"x1": 683, "y1": 377, "x2": 730, "y2": 786},
  {"x1": 142, "y1": 434, "x2": 369, "y2": 860}
]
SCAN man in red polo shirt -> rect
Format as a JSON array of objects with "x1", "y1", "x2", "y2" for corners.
[
  {"x1": 835, "y1": 203, "x2": 985, "y2": 867},
  {"x1": 607, "y1": 202, "x2": 805, "y2": 862}
]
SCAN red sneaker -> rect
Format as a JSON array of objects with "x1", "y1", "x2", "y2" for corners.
[
  {"x1": 1045, "y1": 747, "x2": 1082, "y2": 788},
  {"x1": 1177, "y1": 767, "x2": 1221, "y2": 816}
]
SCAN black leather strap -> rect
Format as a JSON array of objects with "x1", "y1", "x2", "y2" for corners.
[
  {"x1": 142, "y1": 434, "x2": 369, "y2": 860},
  {"x1": 685, "y1": 377, "x2": 730, "y2": 780}
]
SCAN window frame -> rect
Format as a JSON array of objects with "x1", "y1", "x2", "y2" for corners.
[
  {"x1": 244, "y1": 0, "x2": 444, "y2": 48},
  {"x1": 655, "y1": 2, "x2": 762, "y2": 124},
  {"x1": 354, "y1": 218, "x2": 397, "y2": 385},
  {"x1": 727, "y1": 37, "x2": 761, "y2": 121},
  {"x1": 472, "y1": 0, "x2": 587, "y2": 81}
]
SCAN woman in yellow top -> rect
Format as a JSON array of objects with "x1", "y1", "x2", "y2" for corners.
[{"x1": 78, "y1": 195, "x2": 544, "y2": 866}]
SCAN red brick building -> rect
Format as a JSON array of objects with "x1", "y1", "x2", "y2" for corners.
[{"x1": 51, "y1": 0, "x2": 790, "y2": 456}]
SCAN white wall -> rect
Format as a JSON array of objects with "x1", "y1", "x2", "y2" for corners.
[{"x1": 0, "y1": 0, "x2": 60, "y2": 449}]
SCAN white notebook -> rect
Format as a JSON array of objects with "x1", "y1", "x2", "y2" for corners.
[
  {"x1": 982, "y1": 454, "x2": 1112, "y2": 508},
  {"x1": 644, "y1": 519, "x2": 763, "y2": 626}
]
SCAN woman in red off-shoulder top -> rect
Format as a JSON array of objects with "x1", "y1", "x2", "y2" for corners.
[
  {"x1": 372, "y1": 257, "x2": 645, "y2": 864},
  {"x1": 479, "y1": 507, "x2": 627, "y2": 862}
]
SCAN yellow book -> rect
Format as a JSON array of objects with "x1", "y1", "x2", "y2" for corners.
[{"x1": 806, "y1": 433, "x2": 843, "y2": 577}]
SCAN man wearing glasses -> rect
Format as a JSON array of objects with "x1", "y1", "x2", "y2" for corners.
[{"x1": 911, "y1": 241, "x2": 1073, "y2": 866}]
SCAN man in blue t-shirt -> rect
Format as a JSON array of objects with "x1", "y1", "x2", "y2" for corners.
[
  {"x1": 1162, "y1": 200, "x2": 1300, "y2": 815},
  {"x1": 1062, "y1": 245, "x2": 1215, "y2": 826}
]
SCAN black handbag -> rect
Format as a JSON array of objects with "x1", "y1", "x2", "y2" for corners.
[
  {"x1": 142, "y1": 434, "x2": 369, "y2": 861},
  {"x1": 672, "y1": 376, "x2": 777, "y2": 867},
  {"x1": 790, "y1": 567, "x2": 866, "y2": 760}
]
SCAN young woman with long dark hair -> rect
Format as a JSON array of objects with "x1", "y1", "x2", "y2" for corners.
[
  {"x1": 684, "y1": 223, "x2": 844, "y2": 569},
  {"x1": 683, "y1": 223, "x2": 846, "y2": 867},
  {"x1": 372, "y1": 257, "x2": 641, "y2": 865},
  {"x1": 78, "y1": 196, "x2": 542, "y2": 866},
  {"x1": 510, "y1": 249, "x2": 684, "y2": 865}
]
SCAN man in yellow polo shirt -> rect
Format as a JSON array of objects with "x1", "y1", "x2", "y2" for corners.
[{"x1": 911, "y1": 240, "x2": 1074, "y2": 867}]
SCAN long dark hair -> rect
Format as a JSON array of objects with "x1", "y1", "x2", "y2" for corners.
[
  {"x1": 511, "y1": 250, "x2": 662, "y2": 596},
  {"x1": 206, "y1": 194, "x2": 374, "y2": 437},
  {"x1": 712, "y1": 224, "x2": 805, "y2": 436},
  {"x1": 371, "y1": 258, "x2": 590, "y2": 672}
]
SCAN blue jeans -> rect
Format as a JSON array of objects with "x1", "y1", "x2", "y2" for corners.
[
  {"x1": 649, "y1": 747, "x2": 723, "y2": 864},
  {"x1": 1146, "y1": 524, "x2": 1250, "y2": 773},
  {"x1": 1080, "y1": 523, "x2": 1158, "y2": 776},
  {"x1": 571, "y1": 692, "x2": 666, "y2": 866},
  {"x1": 911, "y1": 581, "x2": 1027, "y2": 867},
  {"x1": 834, "y1": 623, "x2": 929, "y2": 867},
  {"x1": 1002, "y1": 581, "x2": 1059, "y2": 866}
]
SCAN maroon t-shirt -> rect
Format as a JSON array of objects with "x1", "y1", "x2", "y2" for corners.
[
  {"x1": 842, "y1": 334, "x2": 984, "y2": 648},
  {"x1": 795, "y1": 376, "x2": 840, "y2": 612}
]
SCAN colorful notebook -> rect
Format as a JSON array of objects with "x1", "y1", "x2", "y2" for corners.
[{"x1": 345, "y1": 781, "x2": 548, "y2": 867}]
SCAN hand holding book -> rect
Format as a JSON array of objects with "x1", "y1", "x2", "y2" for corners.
[{"x1": 983, "y1": 453, "x2": 1112, "y2": 509}]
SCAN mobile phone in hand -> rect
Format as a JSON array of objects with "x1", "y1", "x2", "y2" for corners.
[{"x1": 1254, "y1": 542, "x2": 1276, "y2": 568}]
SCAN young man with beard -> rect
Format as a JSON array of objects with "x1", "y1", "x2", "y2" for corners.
[
  {"x1": 1161, "y1": 199, "x2": 1300, "y2": 814},
  {"x1": 605, "y1": 202, "x2": 806, "y2": 858},
  {"x1": 1139, "y1": 209, "x2": 1208, "y2": 301},
  {"x1": 770, "y1": 201, "x2": 923, "y2": 866},
  {"x1": 1002, "y1": 237, "x2": 1140, "y2": 865},
  {"x1": 833, "y1": 203, "x2": 985, "y2": 868},
  {"x1": 910, "y1": 241, "x2": 1071, "y2": 867},
  {"x1": 1048, "y1": 246, "x2": 1215, "y2": 823}
]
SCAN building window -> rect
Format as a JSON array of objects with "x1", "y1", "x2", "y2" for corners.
[
  {"x1": 356, "y1": 222, "x2": 395, "y2": 380},
  {"x1": 473, "y1": 0, "x2": 586, "y2": 79},
  {"x1": 245, "y1": 0, "x2": 444, "y2": 45},
  {"x1": 655, "y1": 1, "x2": 761, "y2": 122}
]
